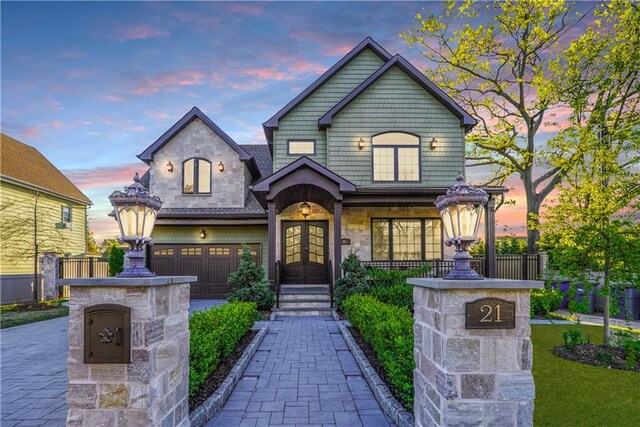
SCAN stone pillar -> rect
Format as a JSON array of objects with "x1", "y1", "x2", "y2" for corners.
[
  {"x1": 484, "y1": 197, "x2": 497, "y2": 278},
  {"x1": 62, "y1": 276, "x2": 196, "y2": 427},
  {"x1": 39, "y1": 252, "x2": 59, "y2": 301},
  {"x1": 408, "y1": 278, "x2": 543, "y2": 427}
]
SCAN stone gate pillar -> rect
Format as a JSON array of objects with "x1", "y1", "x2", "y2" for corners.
[
  {"x1": 408, "y1": 278, "x2": 543, "y2": 427},
  {"x1": 61, "y1": 276, "x2": 196, "y2": 427},
  {"x1": 39, "y1": 252, "x2": 59, "y2": 301}
]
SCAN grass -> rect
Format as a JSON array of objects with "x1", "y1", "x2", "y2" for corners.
[
  {"x1": 0, "y1": 299, "x2": 69, "y2": 329},
  {"x1": 532, "y1": 324, "x2": 640, "y2": 427}
]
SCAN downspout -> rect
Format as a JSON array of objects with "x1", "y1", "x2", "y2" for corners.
[{"x1": 33, "y1": 190, "x2": 40, "y2": 301}]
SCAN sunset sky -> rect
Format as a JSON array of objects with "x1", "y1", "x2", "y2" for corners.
[{"x1": 1, "y1": 1, "x2": 580, "y2": 241}]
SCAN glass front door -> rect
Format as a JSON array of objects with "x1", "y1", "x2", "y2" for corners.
[{"x1": 282, "y1": 221, "x2": 328, "y2": 284}]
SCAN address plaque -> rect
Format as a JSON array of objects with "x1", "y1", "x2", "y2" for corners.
[{"x1": 465, "y1": 297, "x2": 516, "y2": 329}]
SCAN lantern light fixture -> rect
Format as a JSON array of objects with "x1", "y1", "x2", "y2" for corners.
[
  {"x1": 300, "y1": 201, "x2": 311, "y2": 219},
  {"x1": 430, "y1": 138, "x2": 437, "y2": 150},
  {"x1": 218, "y1": 161, "x2": 224, "y2": 172},
  {"x1": 166, "y1": 161, "x2": 174, "y2": 172},
  {"x1": 200, "y1": 229, "x2": 206, "y2": 239},
  {"x1": 108, "y1": 173, "x2": 163, "y2": 277},
  {"x1": 358, "y1": 137, "x2": 365, "y2": 151},
  {"x1": 435, "y1": 172, "x2": 488, "y2": 280}
]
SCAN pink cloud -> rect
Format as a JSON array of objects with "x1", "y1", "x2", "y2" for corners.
[
  {"x1": 210, "y1": 73, "x2": 225, "y2": 84},
  {"x1": 227, "y1": 81, "x2": 266, "y2": 91},
  {"x1": 290, "y1": 59, "x2": 326, "y2": 75},
  {"x1": 143, "y1": 110, "x2": 170, "y2": 120},
  {"x1": 243, "y1": 67, "x2": 287, "y2": 81},
  {"x1": 50, "y1": 120, "x2": 64, "y2": 128},
  {"x1": 133, "y1": 70, "x2": 206, "y2": 94},
  {"x1": 88, "y1": 217, "x2": 120, "y2": 242},
  {"x1": 104, "y1": 95, "x2": 125, "y2": 102},
  {"x1": 322, "y1": 44, "x2": 353, "y2": 57},
  {"x1": 227, "y1": 3, "x2": 264, "y2": 15},
  {"x1": 111, "y1": 24, "x2": 170, "y2": 42},
  {"x1": 19, "y1": 126, "x2": 42, "y2": 139},
  {"x1": 63, "y1": 163, "x2": 146, "y2": 191}
]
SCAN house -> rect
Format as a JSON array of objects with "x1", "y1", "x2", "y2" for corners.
[
  {"x1": 138, "y1": 37, "x2": 505, "y2": 302},
  {"x1": 0, "y1": 133, "x2": 92, "y2": 303}
]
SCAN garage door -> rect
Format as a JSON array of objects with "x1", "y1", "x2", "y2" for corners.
[{"x1": 149, "y1": 244, "x2": 261, "y2": 299}]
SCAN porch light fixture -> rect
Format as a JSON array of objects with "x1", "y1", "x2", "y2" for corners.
[
  {"x1": 200, "y1": 229, "x2": 206, "y2": 239},
  {"x1": 166, "y1": 161, "x2": 174, "y2": 172},
  {"x1": 109, "y1": 173, "x2": 163, "y2": 277},
  {"x1": 435, "y1": 172, "x2": 488, "y2": 280},
  {"x1": 430, "y1": 138, "x2": 437, "y2": 150},
  {"x1": 358, "y1": 137, "x2": 365, "y2": 150},
  {"x1": 218, "y1": 161, "x2": 224, "y2": 172},
  {"x1": 300, "y1": 201, "x2": 311, "y2": 219}
]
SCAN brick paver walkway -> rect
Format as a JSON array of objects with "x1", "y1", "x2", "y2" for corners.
[{"x1": 206, "y1": 316, "x2": 394, "y2": 427}]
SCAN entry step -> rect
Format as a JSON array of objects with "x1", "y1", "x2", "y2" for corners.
[
  {"x1": 279, "y1": 300, "x2": 332, "y2": 309},
  {"x1": 272, "y1": 307, "x2": 335, "y2": 317}
]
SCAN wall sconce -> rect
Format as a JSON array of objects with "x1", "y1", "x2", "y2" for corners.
[
  {"x1": 300, "y1": 201, "x2": 310, "y2": 219},
  {"x1": 166, "y1": 161, "x2": 174, "y2": 172},
  {"x1": 218, "y1": 161, "x2": 224, "y2": 172},
  {"x1": 358, "y1": 137, "x2": 365, "y2": 151},
  {"x1": 430, "y1": 138, "x2": 437, "y2": 150},
  {"x1": 200, "y1": 229, "x2": 206, "y2": 239}
]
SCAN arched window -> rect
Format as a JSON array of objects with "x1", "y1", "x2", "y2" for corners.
[
  {"x1": 372, "y1": 132, "x2": 420, "y2": 182},
  {"x1": 182, "y1": 158, "x2": 211, "y2": 194}
]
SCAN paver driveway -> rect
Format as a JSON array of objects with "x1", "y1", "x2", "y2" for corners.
[{"x1": 206, "y1": 316, "x2": 394, "y2": 427}]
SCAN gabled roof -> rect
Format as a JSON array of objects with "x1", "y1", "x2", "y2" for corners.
[
  {"x1": 252, "y1": 156, "x2": 356, "y2": 193},
  {"x1": 262, "y1": 37, "x2": 393, "y2": 142},
  {"x1": 0, "y1": 133, "x2": 92, "y2": 205},
  {"x1": 319, "y1": 55, "x2": 477, "y2": 131},
  {"x1": 138, "y1": 106, "x2": 261, "y2": 179},
  {"x1": 242, "y1": 144, "x2": 272, "y2": 177}
]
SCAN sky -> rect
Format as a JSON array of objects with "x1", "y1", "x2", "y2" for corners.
[{"x1": 1, "y1": 0, "x2": 572, "y2": 241}]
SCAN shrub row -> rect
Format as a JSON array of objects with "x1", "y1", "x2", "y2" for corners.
[
  {"x1": 189, "y1": 302, "x2": 258, "y2": 396},
  {"x1": 342, "y1": 294, "x2": 415, "y2": 410},
  {"x1": 531, "y1": 288, "x2": 564, "y2": 317},
  {"x1": 368, "y1": 284, "x2": 414, "y2": 312}
]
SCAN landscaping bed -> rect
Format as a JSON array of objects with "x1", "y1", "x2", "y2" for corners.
[
  {"x1": 552, "y1": 343, "x2": 639, "y2": 372},
  {"x1": 0, "y1": 300, "x2": 68, "y2": 329}
]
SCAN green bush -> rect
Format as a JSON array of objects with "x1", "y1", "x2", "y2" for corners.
[
  {"x1": 612, "y1": 328, "x2": 640, "y2": 369},
  {"x1": 562, "y1": 329, "x2": 587, "y2": 346},
  {"x1": 228, "y1": 245, "x2": 267, "y2": 290},
  {"x1": 366, "y1": 265, "x2": 430, "y2": 288},
  {"x1": 227, "y1": 283, "x2": 275, "y2": 310},
  {"x1": 531, "y1": 288, "x2": 564, "y2": 317},
  {"x1": 334, "y1": 252, "x2": 370, "y2": 308},
  {"x1": 189, "y1": 302, "x2": 257, "y2": 396},
  {"x1": 108, "y1": 247, "x2": 124, "y2": 276},
  {"x1": 343, "y1": 294, "x2": 414, "y2": 410},
  {"x1": 368, "y1": 284, "x2": 414, "y2": 311}
]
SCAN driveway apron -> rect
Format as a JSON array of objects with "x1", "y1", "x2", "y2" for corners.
[{"x1": 206, "y1": 316, "x2": 394, "y2": 427}]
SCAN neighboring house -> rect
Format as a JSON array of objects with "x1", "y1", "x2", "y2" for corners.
[
  {"x1": 0, "y1": 134, "x2": 92, "y2": 303},
  {"x1": 138, "y1": 37, "x2": 505, "y2": 300}
]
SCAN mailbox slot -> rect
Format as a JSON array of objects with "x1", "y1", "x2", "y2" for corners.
[{"x1": 84, "y1": 304, "x2": 131, "y2": 363}]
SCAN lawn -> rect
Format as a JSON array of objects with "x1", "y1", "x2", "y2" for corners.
[
  {"x1": 0, "y1": 300, "x2": 69, "y2": 329},
  {"x1": 532, "y1": 324, "x2": 640, "y2": 427}
]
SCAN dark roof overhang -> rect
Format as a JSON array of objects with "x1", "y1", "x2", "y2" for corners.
[
  {"x1": 319, "y1": 55, "x2": 477, "y2": 132},
  {"x1": 262, "y1": 37, "x2": 393, "y2": 144}
]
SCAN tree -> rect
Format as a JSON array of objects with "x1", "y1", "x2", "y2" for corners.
[
  {"x1": 401, "y1": 0, "x2": 596, "y2": 253},
  {"x1": 100, "y1": 238, "x2": 122, "y2": 257},
  {"x1": 470, "y1": 236, "x2": 528, "y2": 255},
  {"x1": 108, "y1": 247, "x2": 125, "y2": 277},
  {"x1": 227, "y1": 245, "x2": 267, "y2": 289},
  {"x1": 86, "y1": 231, "x2": 101, "y2": 254}
]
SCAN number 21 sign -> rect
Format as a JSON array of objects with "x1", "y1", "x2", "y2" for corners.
[{"x1": 465, "y1": 298, "x2": 516, "y2": 329}]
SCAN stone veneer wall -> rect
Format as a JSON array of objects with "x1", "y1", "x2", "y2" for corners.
[
  {"x1": 150, "y1": 118, "x2": 247, "y2": 209},
  {"x1": 66, "y1": 279, "x2": 191, "y2": 427},
  {"x1": 412, "y1": 284, "x2": 536, "y2": 427}
]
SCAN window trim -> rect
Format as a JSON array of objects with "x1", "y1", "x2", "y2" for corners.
[
  {"x1": 370, "y1": 218, "x2": 443, "y2": 261},
  {"x1": 287, "y1": 139, "x2": 316, "y2": 156},
  {"x1": 61, "y1": 206, "x2": 72, "y2": 223},
  {"x1": 182, "y1": 157, "x2": 212, "y2": 195},
  {"x1": 371, "y1": 132, "x2": 421, "y2": 183}
]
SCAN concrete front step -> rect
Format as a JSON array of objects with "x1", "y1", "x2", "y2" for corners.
[
  {"x1": 279, "y1": 300, "x2": 332, "y2": 309},
  {"x1": 280, "y1": 284, "x2": 329, "y2": 292},
  {"x1": 272, "y1": 307, "x2": 335, "y2": 316},
  {"x1": 279, "y1": 294, "x2": 330, "y2": 301}
]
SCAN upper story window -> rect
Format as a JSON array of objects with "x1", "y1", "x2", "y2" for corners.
[
  {"x1": 61, "y1": 206, "x2": 72, "y2": 223},
  {"x1": 372, "y1": 132, "x2": 420, "y2": 182},
  {"x1": 288, "y1": 140, "x2": 315, "y2": 155},
  {"x1": 183, "y1": 158, "x2": 211, "y2": 194}
]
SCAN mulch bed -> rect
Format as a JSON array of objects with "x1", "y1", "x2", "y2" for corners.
[
  {"x1": 347, "y1": 325, "x2": 410, "y2": 410},
  {"x1": 188, "y1": 329, "x2": 258, "y2": 412},
  {"x1": 553, "y1": 344, "x2": 640, "y2": 372}
]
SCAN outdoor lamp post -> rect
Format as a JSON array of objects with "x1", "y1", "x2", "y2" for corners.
[
  {"x1": 109, "y1": 173, "x2": 163, "y2": 277},
  {"x1": 435, "y1": 172, "x2": 488, "y2": 280}
]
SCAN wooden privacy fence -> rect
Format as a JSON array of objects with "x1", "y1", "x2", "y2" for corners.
[
  {"x1": 362, "y1": 253, "x2": 546, "y2": 281},
  {"x1": 58, "y1": 257, "x2": 109, "y2": 298}
]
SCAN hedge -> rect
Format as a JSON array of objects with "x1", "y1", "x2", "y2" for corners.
[
  {"x1": 189, "y1": 302, "x2": 257, "y2": 396},
  {"x1": 368, "y1": 284, "x2": 414, "y2": 312},
  {"x1": 342, "y1": 294, "x2": 415, "y2": 410}
]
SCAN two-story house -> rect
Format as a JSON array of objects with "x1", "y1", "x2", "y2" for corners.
[
  {"x1": 0, "y1": 133, "x2": 92, "y2": 303},
  {"x1": 138, "y1": 37, "x2": 504, "y2": 301}
]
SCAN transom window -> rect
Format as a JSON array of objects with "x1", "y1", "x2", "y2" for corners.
[
  {"x1": 372, "y1": 132, "x2": 420, "y2": 182},
  {"x1": 372, "y1": 218, "x2": 442, "y2": 261},
  {"x1": 182, "y1": 158, "x2": 211, "y2": 194},
  {"x1": 288, "y1": 140, "x2": 315, "y2": 155}
]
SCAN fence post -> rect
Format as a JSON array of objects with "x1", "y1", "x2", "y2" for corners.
[
  {"x1": 523, "y1": 253, "x2": 529, "y2": 280},
  {"x1": 58, "y1": 258, "x2": 64, "y2": 279},
  {"x1": 89, "y1": 257, "x2": 94, "y2": 278}
]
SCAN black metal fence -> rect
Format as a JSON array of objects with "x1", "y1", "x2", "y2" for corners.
[{"x1": 58, "y1": 257, "x2": 110, "y2": 298}]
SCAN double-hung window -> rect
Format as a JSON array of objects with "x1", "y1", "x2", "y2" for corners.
[
  {"x1": 61, "y1": 206, "x2": 72, "y2": 223},
  {"x1": 183, "y1": 158, "x2": 211, "y2": 194},
  {"x1": 372, "y1": 132, "x2": 420, "y2": 182},
  {"x1": 372, "y1": 218, "x2": 442, "y2": 261}
]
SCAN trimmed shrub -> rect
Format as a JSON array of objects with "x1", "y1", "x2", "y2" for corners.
[
  {"x1": 189, "y1": 302, "x2": 257, "y2": 396},
  {"x1": 334, "y1": 252, "x2": 370, "y2": 308},
  {"x1": 366, "y1": 265, "x2": 431, "y2": 288},
  {"x1": 531, "y1": 287, "x2": 564, "y2": 317},
  {"x1": 228, "y1": 245, "x2": 267, "y2": 290},
  {"x1": 368, "y1": 284, "x2": 414, "y2": 311},
  {"x1": 227, "y1": 283, "x2": 275, "y2": 310},
  {"x1": 343, "y1": 294, "x2": 414, "y2": 410},
  {"x1": 108, "y1": 247, "x2": 124, "y2": 277}
]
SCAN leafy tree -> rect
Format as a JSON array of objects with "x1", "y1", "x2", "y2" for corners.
[
  {"x1": 227, "y1": 245, "x2": 267, "y2": 289},
  {"x1": 401, "y1": 0, "x2": 606, "y2": 253},
  {"x1": 86, "y1": 231, "x2": 101, "y2": 254},
  {"x1": 100, "y1": 238, "x2": 122, "y2": 257},
  {"x1": 470, "y1": 236, "x2": 528, "y2": 255},
  {"x1": 108, "y1": 247, "x2": 125, "y2": 277}
]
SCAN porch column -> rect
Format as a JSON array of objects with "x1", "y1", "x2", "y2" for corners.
[
  {"x1": 268, "y1": 201, "x2": 276, "y2": 286},
  {"x1": 485, "y1": 196, "x2": 497, "y2": 278},
  {"x1": 334, "y1": 201, "x2": 342, "y2": 280}
]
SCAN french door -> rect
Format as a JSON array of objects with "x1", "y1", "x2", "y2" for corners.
[{"x1": 281, "y1": 220, "x2": 328, "y2": 284}]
